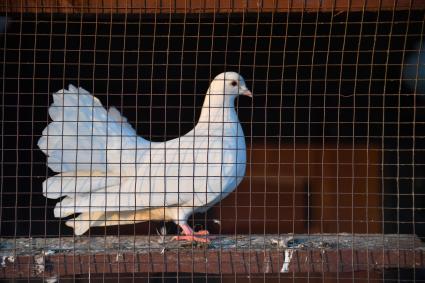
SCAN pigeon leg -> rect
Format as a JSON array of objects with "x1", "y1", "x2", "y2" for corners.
[{"x1": 172, "y1": 224, "x2": 210, "y2": 243}]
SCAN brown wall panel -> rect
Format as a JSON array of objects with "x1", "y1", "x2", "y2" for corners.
[{"x1": 208, "y1": 143, "x2": 382, "y2": 234}]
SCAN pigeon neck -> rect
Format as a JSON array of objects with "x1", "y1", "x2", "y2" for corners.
[{"x1": 198, "y1": 92, "x2": 237, "y2": 123}]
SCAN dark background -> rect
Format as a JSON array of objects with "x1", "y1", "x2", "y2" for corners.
[{"x1": 0, "y1": 11, "x2": 424, "y2": 238}]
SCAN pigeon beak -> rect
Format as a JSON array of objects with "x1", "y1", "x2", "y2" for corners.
[{"x1": 241, "y1": 88, "x2": 253, "y2": 98}]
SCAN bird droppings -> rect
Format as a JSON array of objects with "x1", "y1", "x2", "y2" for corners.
[
  {"x1": 45, "y1": 276, "x2": 58, "y2": 283},
  {"x1": 43, "y1": 250, "x2": 55, "y2": 256},
  {"x1": 115, "y1": 252, "x2": 123, "y2": 262},
  {"x1": 286, "y1": 238, "x2": 305, "y2": 248},
  {"x1": 263, "y1": 257, "x2": 271, "y2": 273},
  {"x1": 156, "y1": 226, "x2": 168, "y2": 244},
  {"x1": 0, "y1": 255, "x2": 14, "y2": 267},
  {"x1": 0, "y1": 242, "x2": 12, "y2": 250},
  {"x1": 281, "y1": 249, "x2": 294, "y2": 273},
  {"x1": 270, "y1": 236, "x2": 338, "y2": 250},
  {"x1": 33, "y1": 254, "x2": 45, "y2": 275},
  {"x1": 32, "y1": 252, "x2": 54, "y2": 275},
  {"x1": 160, "y1": 226, "x2": 168, "y2": 236}
]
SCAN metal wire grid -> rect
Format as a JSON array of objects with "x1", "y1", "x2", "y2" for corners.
[{"x1": 0, "y1": 3, "x2": 424, "y2": 282}]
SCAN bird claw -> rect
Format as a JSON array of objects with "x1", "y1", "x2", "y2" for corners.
[
  {"x1": 193, "y1": 230, "x2": 209, "y2": 236},
  {"x1": 172, "y1": 235, "x2": 211, "y2": 243},
  {"x1": 172, "y1": 230, "x2": 211, "y2": 243},
  {"x1": 174, "y1": 224, "x2": 211, "y2": 243}
]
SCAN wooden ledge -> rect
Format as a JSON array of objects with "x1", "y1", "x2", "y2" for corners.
[{"x1": 1, "y1": 234, "x2": 424, "y2": 278}]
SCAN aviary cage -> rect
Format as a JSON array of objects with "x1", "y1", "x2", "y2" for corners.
[{"x1": 0, "y1": 0, "x2": 425, "y2": 282}]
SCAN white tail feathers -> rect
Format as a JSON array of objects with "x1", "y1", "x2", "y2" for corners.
[
  {"x1": 42, "y1": 171, "x2": 121, "y2": 199},
  {"x1": 37, "y1": 84, "x2": 146, "y2": 174},
  {"x1": 38, "y1": 85, "x2": 150, "y2": 235}
]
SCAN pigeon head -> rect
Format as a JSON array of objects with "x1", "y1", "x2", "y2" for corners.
[{"x1": 207, "y1": 72, "x2": 252, "y2": 99}]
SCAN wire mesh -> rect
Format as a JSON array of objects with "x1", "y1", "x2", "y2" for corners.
[{"x1": 0, "y1": 1, "x2": 425, "y2": 282}]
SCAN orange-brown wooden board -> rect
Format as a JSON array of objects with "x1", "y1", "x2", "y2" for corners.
[{"x1": 1, "y1": 0, "x2": 424, "y2": 14}]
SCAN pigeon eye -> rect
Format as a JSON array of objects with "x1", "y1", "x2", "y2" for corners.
[{"x1": 231, "y1": 80, "x2": 238, "y2": 87}]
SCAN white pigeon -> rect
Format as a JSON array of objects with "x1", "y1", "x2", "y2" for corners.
[{"x1": 38, "y1": 72, "x2": 252, "y2": 242}]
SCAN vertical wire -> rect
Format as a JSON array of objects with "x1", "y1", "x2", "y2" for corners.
[
  {"x1": 133, "y1": 7, "x2": 143, "y2": 282},
  {"x1": 197, "y1": 7, "x2": 218, "y2": 281},
  {"x1": 1, "y1": 3, "x2": 11, "y2": 274},
  {"x1": 118, "y1": 7, "x2": 129, "y2": 278},
  {"x1": 308, "y1": 4, "x2": 321, "y2": 282},
  {"x1": 366, "y1": 3, "x2": 382, "y2": 283},
  {"x1": 234, "y1": 5, "x2": 246, "y2": 283},
  {"x1": 233, "y1": 8, "x2": 241, "y2": 243},
  {"x1": 148, "y1": 7, "x2": 158, "y2": 283},
  {"x1": 10, "y1": 6, "x2": 20, "y2": 280},
  {"x1": 396, "y1": 1, "x2": 414, "y2": 281},
  {"x1": 13, "y1": 8, "x2": 23, "y2": 262},
  {"x1": 103, "y1": 10, "x2": 114, "y2": 282},
  {"x1": 75, "y1": 12, "x2": 87, "y2": 282},
  {"x1": 89, "y1": 9, "x2": 100, "y2": 282},
  {"x1": 60, "y1": 12, "x2": 72, "y2": 282},
  {"x1": 411, "y1": 13, "x2": 425, "y2": 283},
  {"x1": 206, "y1": 0, "x2": 216, "y2": 253},
  {"x1": 361, "y1": 1, "x2": 384, "y2": 282},
  {"x1": 320, "y1": 0, "x2": 336, "y2": 278},
  {"x1": 264, "y1": 0, "x2": 274, "y2": 235},
  {"x1": 376, "y1": 0, "x2": 386, "y2": 281},
  {"x1": 72, "y1": 12, "x2": 85, "y2": 280},
  {"x1": 206, "y1": 12, "x2": 215, "y2": 263},
  {"x1": 194, "y1": 4, "x2": 206, "y2": 282},
  {"x1": 250, "y1": 6, "x2": 261, "y2": 281},
  {"x1": 164, "y1": 4, "x2": 174, "y2": 283},
  {"x1": 394, "y1": 0, "x2": 416, "y2": 281},
  {"x1": 178, "y1": 3, "x2": 187, "y2": 281},
  {"x1": 43, "y1": 5, "x2": 54, "y2": 265},
  {"x1": 336, "y1": 2, "x2": 351, "y2": 279},
  {"x1": 381, "y1": 1, "x2": 398, "y2": 279},
  {"x1": 29, "y1": 7, "x2": 38, "y2": 240},
  {"x1": 262, "y1": 4, "x2": 275, "y2": 282},
  {"x1": 0, "y1": 0, "x2": 7, "y2": 240},
  {"x1": 71, "y1": 11, "x2": 83, "y2": 282},
  {"x1": 164, "y1": 10, "x2": 172, "y2": 282},
  {"x1": 394, "y1": 1, "x2": 402, "y2": 279},
  {"x1": 0, "y1": 2, "x2": 9, "y2": 240},
  {"x1": 76, "y1": 12, "x2": 84, "y2": 242},
  {"x1": 352, "y1": 2, "x2": 368, "y2": 281},
  {"x1": 293, "y1": 5, "x2": 305, "y2": 282},
  {"x1": 350, "y1": 25, "x2": 357, "y2": 283},
  {"x1": 218, "y1": 11, "x2": 231, "y2": 283},
  {"x1": 277, "y1": 0, "x2": 291, "y2": 281},
  {"x1": 191, "y1": 0, "x2": 202, "y2": 238},
  {"x1": 219, "y1": 9, "x2": 232, "y2": 281},
  {"x1": 293, "y1": 0, "x2": 304, "y2": 244},
  {"x1": 239, "y1": 6, "x2": 258, "y2": 282},
  {"x1": 189, "y1": 1, "x2": 201, "y2": 258}
]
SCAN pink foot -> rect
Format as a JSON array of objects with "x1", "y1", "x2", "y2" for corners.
[
  {"x1": 172, "y1": 235, "x2": 210, "y2": 243},
  {"x1": 193, "y1": 230, "x2": 209, "y2": 236},
  {"x1": 172, "y1": 224, "x2": 211, "y2": 243}
]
